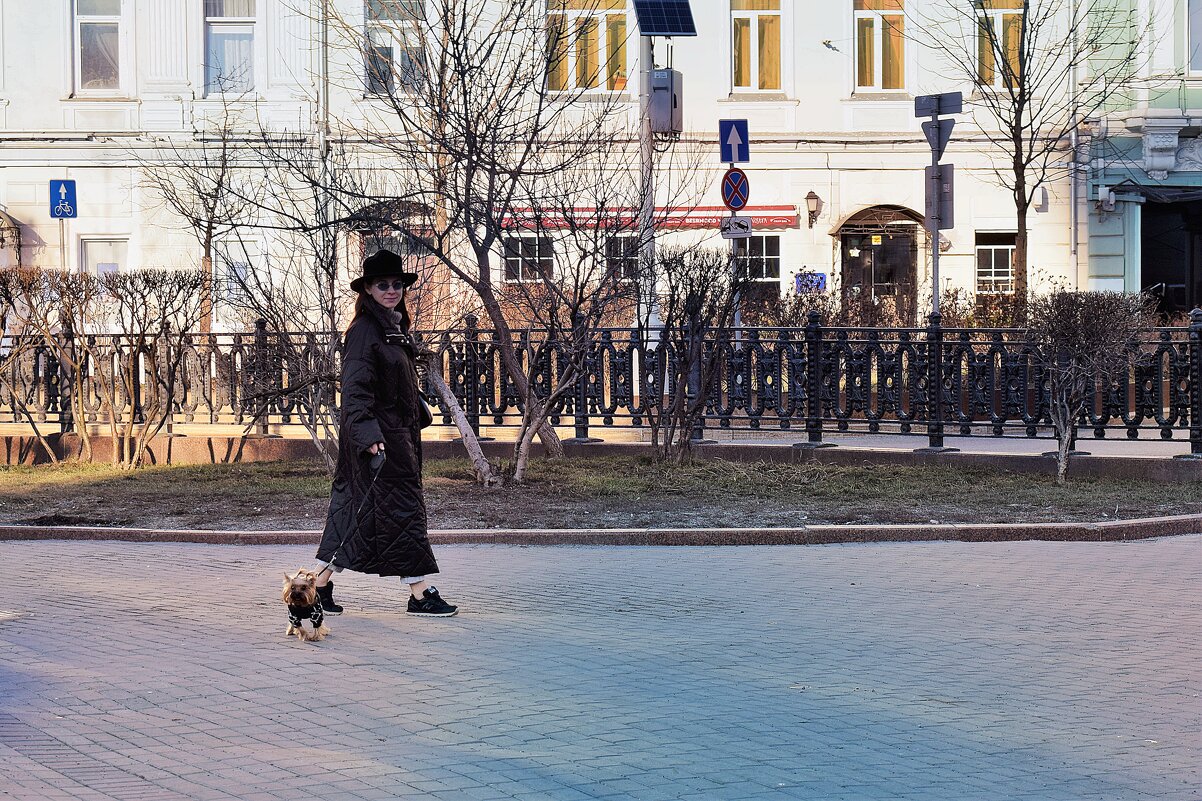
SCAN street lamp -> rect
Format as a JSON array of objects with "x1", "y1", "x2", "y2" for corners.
[{"x1": 805, "y1": 191, "x2": 822, "y2": 228}]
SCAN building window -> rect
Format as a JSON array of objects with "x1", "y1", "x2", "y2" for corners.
[
  {"x1": 81, "y1": 238, "x2": 127, "y2": 275},
  {"x1": 205, "y1": 0, "x2": 256, "y2": 95},
  {"x1": 214, "y1": 238, "x2": 261, "y2": 317},
  {"x1": 547, "y1": 1, "x2": 628, "y2": 92},
  {"x1": 854, "y1": 0, "x2": 904, "y2": 91},
  {"x1": 731, "y1": 0, "x2": 780, "y2": 91},
  {"x1": 605, "y1": 236, "x2": 639, "y2": 280},
  {"x1": 362, "y1": 229, "x2": 432, "y2": 260},
  {"x1": 975, "y1": 232, "x2": 1015, "y2": 294},
  {"x1": 735, "y1": 235, "x2": 781, "y2": 281},
  {"x1": 977, "y1": 0, "x2": 1023, "y2": 89},
  {"x1": 503, "y1": 236, "x2": 554, "y2": 282},
  {"x1": 75, "y1": 0, "x2": 121, "y2": 93},
  {"x1": 366, "y1": 0, "x2": 426, "y2": 95},
  {"x1": 1191, "y1": 0, "x2": 1202, "y2": 72}
]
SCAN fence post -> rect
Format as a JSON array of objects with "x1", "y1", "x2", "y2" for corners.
[
  {"x1": 568, "y1": 311, "x2": 600, "y2": 443},
  {"x1": 688, "y1": 310, "x2": 707, "y2": 442},
  {"x1": 917, "y1": 311, "x2": 958, "y2": 453},
  {"x1": 59, "y1": 317, "x2": 76, "y2": 435},
  {"x1": 464, "y1": 314, "x2": 481, "y2": 436},
  {"x1": 795, "y1": 310, "x2": 833, "y2": 449},
  {"x1": 1179, "y1": 307, "x2": 1202, "y2": 460},
  {"x1": 162, "y1": 321, "x2": 177, "y2": 438},
  {"x1": 249, "y1": 318, "x2": 273, "y2": 438}
]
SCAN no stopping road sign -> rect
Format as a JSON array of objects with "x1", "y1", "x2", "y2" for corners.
[{"x1": 721, "y1": 168, "x2": 750, "y2": 211}]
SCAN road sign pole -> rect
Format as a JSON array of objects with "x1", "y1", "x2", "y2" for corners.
[
  {"x1": 929, "y1": 111, "x2": 940, "y2": 317},
  {"x1": 638, "y1": 34, "x2": 659, "y2": 335},
  {"x1": 59, "y1": 219, "x2": 65, "y2": 271}
]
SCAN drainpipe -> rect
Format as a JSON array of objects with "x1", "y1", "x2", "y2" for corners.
[{"x1": 1068, "y1": 0, "x2": 1080, "y2": 287}]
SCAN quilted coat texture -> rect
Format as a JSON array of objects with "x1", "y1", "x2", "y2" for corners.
[{"x1": 316, "y1": 309, "x2": 439, "y2": 578}]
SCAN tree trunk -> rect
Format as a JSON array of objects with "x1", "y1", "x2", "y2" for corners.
[
  {"x1": 1013, "y1": 202, "x2": 1029, "y2": 303},
  {"x1": 200, "y1": 252, "x2": 213, "y2": 335},
  {"x1": 427, "y1": 368, "x2": 500, "y2": 487},
  {"x1": 475, "y1": 283, "x2": 565, "y2": 459}
]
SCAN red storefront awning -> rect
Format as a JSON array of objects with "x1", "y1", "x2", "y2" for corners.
[{"x1": 502, "y1": 205, "x2": 800, "y2": 231}]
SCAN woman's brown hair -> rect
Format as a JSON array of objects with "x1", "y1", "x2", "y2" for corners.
[{"x1": 351, "y1": 290, "x2": 411, "y2": 333}]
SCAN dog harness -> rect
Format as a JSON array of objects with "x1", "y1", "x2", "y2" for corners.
[{"x1": 287, "y1": 602, "x2": 325, "y2": 630}]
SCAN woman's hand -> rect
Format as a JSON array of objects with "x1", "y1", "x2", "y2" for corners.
[{"x1": 369, "y1": 442, "x2": 385, "y2": 455}]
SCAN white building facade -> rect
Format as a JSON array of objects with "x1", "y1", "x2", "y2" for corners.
[{"x1": 0, "y1": 0, "x2": 1149, "y2": 323}]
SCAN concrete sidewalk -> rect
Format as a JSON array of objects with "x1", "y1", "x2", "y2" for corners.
[{"x1": 0, "y1": 538, "x2": 1198, "y2": 800}]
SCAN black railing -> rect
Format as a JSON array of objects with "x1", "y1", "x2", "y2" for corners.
[{"x1": 3, "y1": 310, "x2": 1201, "y2": 455}]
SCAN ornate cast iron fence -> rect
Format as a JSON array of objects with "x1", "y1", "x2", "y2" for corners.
[{"x1": 3, "y1": 311, "x2": 1201, "y2": 455}]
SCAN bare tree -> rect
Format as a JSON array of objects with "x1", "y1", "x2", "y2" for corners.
[
  {"x1": 97, "y1": 269, "x2": 206, "y2": 468},
  {"x1": 137, "y1": 103, "x2": 258, "y2": 332},
  {"x1": 0, "y1": 269, "x2": 69, "y2": 462},
  {"x1": 317, "y1": 0, "x2": 660, "y2": 477},
  {"x1": 0, "y1": 269, "x2": 113, "y2": 462},
  {"x1": 915, "y1": 0, "x2": 1148, "y2": 298},
  {"x1": 640, "y1": 246, "x2": 751, "y2": 463},
  {"x1": 1026, "y1": 289, "x2": 1149, "y2": 484}
]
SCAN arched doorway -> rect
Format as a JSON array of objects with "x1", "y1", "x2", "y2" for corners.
[{"x1": 835, "y1": 205, "x2": 925, "y2": 323}]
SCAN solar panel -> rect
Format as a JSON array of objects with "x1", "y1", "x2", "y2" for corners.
[{"x1": 632, "y1": 0, "x2": 697, "y2": 37}]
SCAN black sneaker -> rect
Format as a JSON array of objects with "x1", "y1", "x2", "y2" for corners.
[
  {"x1": 407, "y1": 587, "x2": 458, "y2": 617},
  {"x1": 317, "y1": 582, "x2": 343, "y2": 615}
]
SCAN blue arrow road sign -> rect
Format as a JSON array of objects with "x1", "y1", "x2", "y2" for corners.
[
  {"x1": 718, "y1": 119, "x2": 749, "y2": 163},
  {"x1": 50, "y1": 180, "x2": 77, "y2": 219},
  {"x1": 721, "y1": 168, "x2": 751, "y2": 211}
]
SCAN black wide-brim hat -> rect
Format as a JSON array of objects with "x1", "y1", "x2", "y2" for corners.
[{"x1": 350, "y1": 249, "x2": 419, "y2": 293}]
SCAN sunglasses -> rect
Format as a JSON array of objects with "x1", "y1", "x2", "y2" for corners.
[{"x1": 372, "y1": 279, "x2": 409, "y2": 292}]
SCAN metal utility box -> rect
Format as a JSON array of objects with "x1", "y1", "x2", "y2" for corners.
[{"x1": 649, "y1": 69, "x2": 682, "y2": 134}]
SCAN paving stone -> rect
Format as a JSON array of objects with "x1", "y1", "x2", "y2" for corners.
[{"x1": 0, "y1": 538, "x2": 1197, "y2": 801}]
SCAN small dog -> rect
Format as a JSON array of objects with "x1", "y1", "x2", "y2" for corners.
[{"x1": 282, "y1": 569, "x2": 330, "y2": 643}]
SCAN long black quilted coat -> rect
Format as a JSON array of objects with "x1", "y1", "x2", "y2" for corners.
[{"x1": 315, "y1": 310, "x2": 439, "y2": 578}]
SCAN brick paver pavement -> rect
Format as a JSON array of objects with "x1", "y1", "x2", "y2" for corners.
[{"x1": 0, "y1": 538, "x2": 1197, "y2": 801}]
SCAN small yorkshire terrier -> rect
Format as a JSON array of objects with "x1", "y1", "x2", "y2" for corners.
[{"x1": 282, "y1": 569, "x2": 330, "y2": 643}]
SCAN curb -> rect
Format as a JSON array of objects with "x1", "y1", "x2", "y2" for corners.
[{"x1": 0, "y1": 514, "x2": 1199, "y2": 546}]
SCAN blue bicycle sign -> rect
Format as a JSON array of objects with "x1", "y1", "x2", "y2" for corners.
[{"x1": 50, "y1": 180, "x2": 78, "y2": 219}]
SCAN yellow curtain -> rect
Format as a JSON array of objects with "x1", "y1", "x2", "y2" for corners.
[
  {"x1": 547, "y1": 15, "x2": 568, "y2": 91},
  {"x1": 758, "y1": 14, "x2": 781, "y2": 90},
  {"x1": 733, "y1": 0, "x2": 780, "y2": 9},
  {"x1": 977, "y1": 16, "x2": 996, "y2": 84},
  {"x1": 856, "y1": 17, "x2": 875, "y2": 87},
  {"x1": 882, "y1": 14, "x2": 904, "y2": 89},
  {"x1": 576, "y1": 17, "x2": 599, "y2": 89},
  {"x1": 606, "y1": 14, "x2": 627, "y2": 91},
  {"x1": 1003, "y1": 12, "x2": 1022, "y2": 87},
  {"x1": 853, "y1": 0, "x2": 903, "y2": 9},
  {"x1": 733, "y1": 17, "x2": 751, "y2": 88}
]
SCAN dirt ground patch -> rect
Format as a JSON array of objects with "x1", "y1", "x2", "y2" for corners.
[{"x1": 0, "y1": 457, "x2": 1196, "y2": 531}]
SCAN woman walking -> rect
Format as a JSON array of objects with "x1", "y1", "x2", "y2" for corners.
[{"x1": 313, "y1": 249, "x2": 458, "y2": 618}]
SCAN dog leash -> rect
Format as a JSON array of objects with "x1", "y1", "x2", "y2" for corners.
[{"x1": 316, "y1": 449, "x2": 386, "y2": 575}]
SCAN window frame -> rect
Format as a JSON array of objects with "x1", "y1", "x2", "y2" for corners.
[
  {"x1": 974, "y1": 233, "x2": 1016, "y2": 295},
  {"x1": 503, "y1": 235, "x2": 555, "y2": 283},
  {"x1": 212, "y1": 236, "x2": 263, "y2": 322},
  {"x1": 74, "y1": 0, "x2": 123, "y2": 97},
  {"x1": 604, "y1": 235, "x2": 639, "y2": 281},
  {"x1": 80, "y1": 237, "x2": 128, "y2": 276},
  {"x1": 204, "y1": 0, "x2": 257, "y2": 97},
  {"x1": 546, "y1": 1, "x2": 630, "y2": 94},
  {"x1": 365, "y1": 0, "x2": 427, "y2": 96},
  {"x1": 730, "y1": 0, "x2": 782, "y2": 93},
  {"x1": 734, "y1": 234, "x2": 781, "y2": 282},
  {"x1": 852, "y1": 1, "x2": 906, "y2": 93},
  {"x1": 976, "y1": 2, "x2": 1023, "y2": 90},
  {"x1": 1189, "y1": 0, "x2": 1202, "y2": 75}
]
